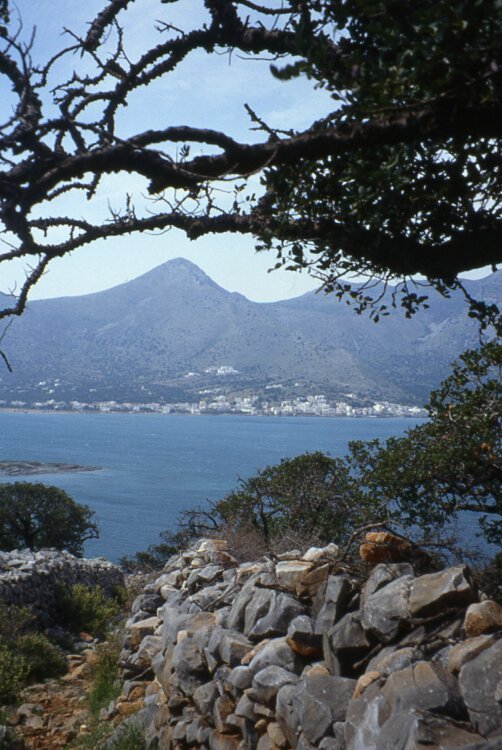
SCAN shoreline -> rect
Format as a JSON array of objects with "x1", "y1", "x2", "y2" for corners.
[{"x1": 0, "y1": 407, "x2": 426, "y2": 419}]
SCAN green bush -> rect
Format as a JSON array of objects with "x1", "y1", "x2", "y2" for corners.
[
  {"x1": 0, "y1": 645, "x2": 27, "y2": 705},
  {"x1": 88, "y1": 635, "x2": 122, "y2": 718},
  {"x1": 15, "y1": 634, "x2": 67, "y2": 682},
  {"x1": 57, "y1": 584, "x2": 123, "y2": 637}
]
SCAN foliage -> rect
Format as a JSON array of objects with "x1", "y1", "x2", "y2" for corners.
[
  {"x1": 0, "y1": 0, "x2": 500, "y2": 325},
  {"x1": 346, "y1": 340, "x2": 501, "y2": 546},
  {"x1": 87, "y1": 634, "x2": 122, "y2": 718},
  {"x1": 0, "y1": 603, "x2": 67, "y2": 704},
  {"x1": 179, "y1": 451, "x2": 379, "y2": 549},
  {"x1": 57, "y1": 584, "x2": 124, "y2": 637},
  {"x1": 0, "y1": 645, "x2": 27, "y2": 705},
  {"x1": 0, "y1": 483, "x2": 98, "y2": 556},
  {"x1": 14, "y1": 634, "x2": 67, "y2": 682},
  {"x1": 172, "y1": 341, "x2": 500, "y2": 556}
]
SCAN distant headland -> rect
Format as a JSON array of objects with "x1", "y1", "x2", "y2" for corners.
[{"x1": 0, "y1": 460, "x2": 101, "y2": 476}]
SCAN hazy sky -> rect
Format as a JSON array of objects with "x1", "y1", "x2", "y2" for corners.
[
  {"x1": 2, "y1": 0, "x2": 336, "y2": 302},
  {"x1": 1, "y1": 1, "x2": 494, "y2": 303}
]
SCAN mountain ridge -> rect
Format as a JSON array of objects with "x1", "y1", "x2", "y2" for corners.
[{"x1": 0, "y1": 259, "x2": 498, "y2": 406}]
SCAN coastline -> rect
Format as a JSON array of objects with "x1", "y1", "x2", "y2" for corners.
[{"x1": 0, "y1": 407, "x2": 426, "y2": 419}]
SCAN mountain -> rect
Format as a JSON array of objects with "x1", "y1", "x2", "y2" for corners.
[{"x1": 0, "y1": 258, "x2": 499, "y2": 405}]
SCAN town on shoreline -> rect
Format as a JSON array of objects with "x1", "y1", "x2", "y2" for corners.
[{"x1": 1, "y1": 393, "x2": 427, "y2": 418}]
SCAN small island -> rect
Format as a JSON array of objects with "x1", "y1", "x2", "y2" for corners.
[{"x1": 0, "y1": 460, "x2": 101, "y2": 476}]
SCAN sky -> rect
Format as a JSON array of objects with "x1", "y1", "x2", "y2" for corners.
[
  {"x1": 1, "y1": 0, "x2": 334, "y2": 302},
  {"x1": 0, "y1": 1, "x2": 494, "y2": 304}
]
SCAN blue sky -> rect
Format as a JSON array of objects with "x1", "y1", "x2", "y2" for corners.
[
  {"x1": 1, "y1": 1, "x2": 493, "y2": 303},
  {"x1": 2, "y1": 0, "x2": 333, "y2": 302}
]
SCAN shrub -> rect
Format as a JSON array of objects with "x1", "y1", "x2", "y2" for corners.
[
  {"x1": 0, "y1": 645, "x2": 27, "y2": 705},
  {"x1": 88, "y1": 634, "x2": 122, "y2": 718},
  {"x1": 57, "y1": 584, "x2": 123, "y2": 637},
  {"x1": 15, "y1": 634, "x2": 67, "y2": 682}
]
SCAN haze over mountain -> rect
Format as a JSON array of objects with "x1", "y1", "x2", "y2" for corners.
[{"x1": 0, "y1": 259, "x2": 499, "y2": 406}]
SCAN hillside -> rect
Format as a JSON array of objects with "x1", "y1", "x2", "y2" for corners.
[{"x1": 0, "y1": 259, "x2": 499, "y2": 406}]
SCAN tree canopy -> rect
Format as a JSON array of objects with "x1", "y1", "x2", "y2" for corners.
[
  {"x1": 0, "y1": 0, "x2": 500, "y2": 323},
  {"x1": 0, "y1": 482, "x2": 99, "y2": 555}
]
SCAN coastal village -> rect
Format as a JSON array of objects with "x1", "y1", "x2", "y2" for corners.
[{"x1": 1, "y1": 395, "x2": 426, "y2": 418}]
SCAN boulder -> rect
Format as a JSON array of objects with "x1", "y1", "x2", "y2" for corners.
[
  {"x1": 408, "y1": 566, "x2": 477, "y2": 617},
  {"x1": 360, "y1": 575, "x2": 413, "y2": 643},
  {"x1": 463, "y1": 600, "x2": 502, "y2": 638},
  {"x1": 382, "y1": 661, "x2": 464, "y2": 718},
  {"x1": 358, "y1": 532, "x2": 415, "y2": 563},
  {"x1": 459, "y1": 638, "x2": 502, "y2": 736},
  {"x1": 292, "y1": 674, "x2": 357, "y2": 744},
  {"x1": 250, "y1": 665, "x2": 299, "y2": 705},
  {"x1": 374, "y1": 709, "x2": 486, "y2": 750},
  {"x1": 324, "y1": 612, "x2": 372, "y2": 675},
  {"x1": 247, "y1": 637, "x2": 302, "y2": 676},
  {"x1": 360, "y1": 563, "x2": 414, "y2": 604},
  {"x1": 313, "y1": 575, "x2": 353, "y2": 633}
]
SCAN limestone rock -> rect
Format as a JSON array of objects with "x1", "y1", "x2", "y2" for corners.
[
  {"x1": 324, "y1": 612, "x2": 372, "y2": 674},
  {"x1": 251, "y1": 665, "x2": 299, "y2": 705},
  {"x1": 360, "y1": 575, "x2": 413, "y2": 643},
  {"x1": 313, "y1": 574, "x2": 353, "y2": 633},
  {"x1": 359, "y1": 532, "x2": 415, "y2": 563},
  {"x1": 374, "y1": 709, "x2": 486, "y2": 750},
  {"x1": 459, "y1": 638, "x2": 502, "y2": 736},
  {"x1": 408, "y1": 565, "x2": 477, "y2": 617},
  {"x1": 463, "y1": 600, "x2": 502, "y2": 638}
]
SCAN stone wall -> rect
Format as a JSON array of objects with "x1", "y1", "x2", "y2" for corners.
[
  {"x1": 112, "y1": 540, "x2": 502, "y2": 750},
  {"x1": 0, "y1": 548, "x2": 124, "y2": 626}
]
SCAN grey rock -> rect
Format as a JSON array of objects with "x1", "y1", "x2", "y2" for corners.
[
  {"x1": 276, "y1": 683, "x2": 301, "y2": 747},
  {"x1": 324, "y1": 613, "x2": 372, "y2": 674},
  {"x1": 361, "y1": 564, "x2": 414, "y2": 605},
  {"x1": 360, "y1": 575, "x2": 413, "y2": 643},
  {"x1": 206, "y1": 627, "x2": 252, "y2": 670},
  {"x1": 314, "y1": 575, "x2": 353, "y2": 634},
  {"x1": 251, "y1": 665, "x2": 299, "y2": 705},
  {"x1": 367, "y1": 646, "x2": 416, "y2": 675},
  {"x1": 193, "y1": 681, "x2": 220, "y2": 717},
  {"x1": 226, "y1": 579, "x2": 305, "y2": 641},
  {"x1": 375, "y1": 709, "x2": 485, "y2": 750},
  {"x1": 226, "y1": 665, "x2": 253, "y2": 694},
  {"x1": 131, "y1": 592, "x2": 164, "y2": 614},
  {"x1": 459, "y1": 638, "x2": 502, "y2": 736},
  {"x1": 248, "y1": 637, "x2": 302, "y2": 676},
  {"x1": 234, "y1": 693, "x2": 256, "y2": 721},
  {"x1": 171, "y1": 638, "x2": 209, "y2": 694},
  {"x1": 409, "y1": 565, "x2": 477, "y2": 617},
  {"x1": 344, "y1": 681, "x2": 390, "y2": 750},
  {"x1": 382, "y1": 661, "x2": 463, "y2": 718},
  {"x1": 292, "y1": 675, "x2": 356, "y2": 744}
]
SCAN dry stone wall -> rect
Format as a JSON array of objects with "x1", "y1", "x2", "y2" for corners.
[
  {"x1": 114, "y1": 540, "x2": 502, "y2": 750},
  {"x1": 0, "y1": 548, "x2": 124, "y2": 626}
]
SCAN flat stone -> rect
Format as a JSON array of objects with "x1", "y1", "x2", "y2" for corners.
[
  {"x1": 360, "y1": 564, "x2": 414, "y2": 605},
  {"x1": 129, "y1": 616, "x2": 161, "y2": 648},
  {"x1": 447, "y1": 634, "x2": 497, "y2": 674},
  {"x1": 408, "y1": 566, "x2": 477, "y2": 617},
  {"x1": 463, "y1": 600, "x2": 502, "y2": 638}
]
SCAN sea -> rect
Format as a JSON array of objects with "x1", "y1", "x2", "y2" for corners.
[{"x1": 0, "y1": 412, "x2": 491, "y2": 563}]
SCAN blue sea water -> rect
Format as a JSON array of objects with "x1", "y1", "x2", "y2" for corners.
[{"x1": 0, "y1": 411, "x2": 483, "y2": 562}]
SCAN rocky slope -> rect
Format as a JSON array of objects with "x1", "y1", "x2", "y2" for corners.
[{"x1": 110, "y1": 539, "x2": 502, "y2": 750}]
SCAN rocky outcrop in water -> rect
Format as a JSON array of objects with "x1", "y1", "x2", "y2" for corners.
[{"x1": 112, "y1": 540, "x2": 502, "y2": 750}]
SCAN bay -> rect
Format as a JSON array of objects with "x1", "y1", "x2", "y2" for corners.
[{"x1": 0, "y1": 412, "x2": 427, "y2": 561}]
